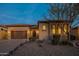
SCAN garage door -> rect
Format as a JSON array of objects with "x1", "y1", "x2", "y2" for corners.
[{"x1": 11, "y1": 31, "x2": 27, "y2": 39}]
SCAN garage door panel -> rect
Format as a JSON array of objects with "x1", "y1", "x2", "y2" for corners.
[{"x1": 11, "y1": 31, "x2": 27, "y2": 39}]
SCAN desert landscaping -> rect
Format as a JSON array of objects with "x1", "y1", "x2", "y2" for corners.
[{"x1": 0, "y1": 39, "x2": 79, "y2": 56}]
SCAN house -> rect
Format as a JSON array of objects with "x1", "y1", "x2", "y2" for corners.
[
  {"x1": 0, "y1": 20, "x2": 71, "y2": 41},
  {"x1": 38, "y1": 20, "x2": 70, "y2": 41}
]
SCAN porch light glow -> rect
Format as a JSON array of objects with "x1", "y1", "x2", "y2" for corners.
[
  {"x1": 8, "y1": 31, "x2": 10, "y2": 34},
  {"x1": 58, "y1": 27, "x2": 61, "y2": 34},
  {"x1": 42, "y1": 25, "x2": 46, "y2": 30},
  {"x1": 27, "y1": 30, "x2": 30, "y2": 34},
  {"x1": 64, "y1": 25, "x2": 67, "y2": 33},
  {"x1": 36, "y1": 30, "x2": 39, "y2": 34},
  {"x1": 52, "y1": 29, "x2": 55, "y2": 34},
  {"x1": 52, "y1": 25, "x2": 55, "y2": 34}
]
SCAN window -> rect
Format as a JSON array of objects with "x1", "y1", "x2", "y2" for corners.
[
  {"x1": 64, "y1": 25, "x2": 67, "y2": 33},
  {"x1": 42, "y1": 25, "x2": 46, "y2": 31},
  {"x1": 52, "y1": 25, "x2": 55, "y2": 34},
  {"x1": 58, "y1": 27, "x2": 61, "y2": 34}
]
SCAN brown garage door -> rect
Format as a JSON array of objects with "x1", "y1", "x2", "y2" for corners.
[{"x1": 11, "y1": 31, "x2": 27, "y2": 39}]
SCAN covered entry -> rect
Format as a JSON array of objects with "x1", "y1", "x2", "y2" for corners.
[{"x1": 11, "y1": 31, "x2": 27, "y2": 39}]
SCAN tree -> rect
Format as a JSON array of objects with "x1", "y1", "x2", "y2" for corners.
[
  {"x1": 45, "y1": 3, "x2": 79, "y2": 41},
  {"x1": 48, "y1": 3, "x2": 79, "y2": 25}
]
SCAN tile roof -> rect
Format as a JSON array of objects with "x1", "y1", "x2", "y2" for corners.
[
  {"x1": 0, "y1": 24, "x2": 32, "y2": 27},
  {"x1": 38, "y1": 20, "x2": 70, "y2": 23}
]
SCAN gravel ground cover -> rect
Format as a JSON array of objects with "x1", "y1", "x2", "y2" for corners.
[{"x1": 11, "y1": 42, "x2": 79, "y2": 56}]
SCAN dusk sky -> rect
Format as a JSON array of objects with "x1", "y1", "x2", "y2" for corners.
[
  {"x1": 0, "y1": 3, "x2": 78, "y2": 27},
  {"x1": 0, "y1": 3, "x2": 49, "y2": 25}
]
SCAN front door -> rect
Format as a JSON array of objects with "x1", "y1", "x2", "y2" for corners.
[{"x1": 32, "y1": 31, "x2": 37, "y2": 41}]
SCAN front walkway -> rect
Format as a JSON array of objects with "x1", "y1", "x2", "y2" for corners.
[{"x1": 11, "y1": 42, "x2": 79, "y2": 56}]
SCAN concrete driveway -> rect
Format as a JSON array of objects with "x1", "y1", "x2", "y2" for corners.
[{"x1": 0, "y1": 39, "x2": 26, "y2": 56}]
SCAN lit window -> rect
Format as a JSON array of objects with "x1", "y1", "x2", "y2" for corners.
[
  {"x1": 42, "y1": 25, "x2": 46, "y2": 30},
  {"x1": 52, "y1": 25, "x2": 55, "y2": 34},
  {"x1": 58, "y1": 27, "x2": 61, "y2": 34},
  {"x1": 64, "y1": 25, "x2": 67, "y2": 33}
]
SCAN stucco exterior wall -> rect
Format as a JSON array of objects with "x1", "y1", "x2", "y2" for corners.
[
  {"x1": 71, "y1": 27, "x2": 79, "y2": 40},
  {"x1": 0, "y1": 31, "x2": 7, "y2": 40},
  {"x1": 39, "y1": 23, "x2": 48, "y2": 40},
  {"x1": 38, "y1": 22, "x2": 70, "y2": 41},
  {"x1": 78, "y1": 28, "x2": 79, "y2": 39}
]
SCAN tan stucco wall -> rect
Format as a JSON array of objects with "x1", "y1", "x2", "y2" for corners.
[
  {"x1": 71, "y1": 27, "x2": 79, "y2": 40},
  {"x1": 78, "y1": 28, "x2": 79, "y2": 39},
  {"x1": 38, "y1": 22, "x2": 70, "y2": 41},
  {"x1": 75, "y1": 28, "x2": 79, "y2": 40},
  {"x1": 39, "y1": 23, "x2": 48, "y2": 40},
  {"x1": 0, "y1": 31, "x2": 7, "y2": 40}
]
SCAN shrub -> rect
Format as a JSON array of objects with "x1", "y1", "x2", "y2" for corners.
[
  {"x1": 70, "y1": 35, "x2": 76, "y2": 41},
  {"x1": 37, "y1": 40, "x2": 44, "y2": 43},
  {"x1": 59, "y1": 41, "x2": 68, "y2": 45},
  {"x1": 59, "y1": 40, "x2": 73, "y2": 46},
  {"x1": 51, "y1": 35, "x2": 60, "y2": 45},
  {"x1": 51, "y1": 38, "x2": 59, "y2": 45}
]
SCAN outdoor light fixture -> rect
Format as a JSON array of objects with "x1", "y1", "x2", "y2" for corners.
[
  {"x1": 36, "y1": 30, "x2": 39, "y2": 34},
  {"x1": 27, "y1": 30, "x2": 30, "y2": 34},
  {"x1": 58, "y1": 27, "x2": 61, "y2": 34},
  {"x1": 64, "y1": 25, "x2": 67, "y2": 33},
  {"x1": 52, "y1": 25, "x2": 55, "y2": 34},
  {"x1": 8, "y1": 31, "x2": 10, "y2": 34},
  {"x1": 42, "y1": 25, "x2": 46, "y2": 31}
]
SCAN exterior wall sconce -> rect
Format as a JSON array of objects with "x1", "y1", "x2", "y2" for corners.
[
  {"x1": 64, "y1": 25, "x2": 67, "y2": 33},
  {"x1": 42, "y1": 25, "x2": 46, "y2": 31},
  {"x1": 58, "y1": 27, "x2": 61, "y2": 35},
  {"x1": 52, "y1": 25, "x2": 55, "y2": 34},
  {"x1": 27, "y1": 30, "x2": 30, "y2": 34},
  {"x1": 36, "y1": 30, "x2": 39, "y2": 34}
]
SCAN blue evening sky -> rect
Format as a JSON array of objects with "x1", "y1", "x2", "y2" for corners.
[
  {"x1": 0, "y1": 3, "x2": 78, "y2": 27},
  {"x1": 0, "y1": 3, "x2": 49, "y2": 25}
]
